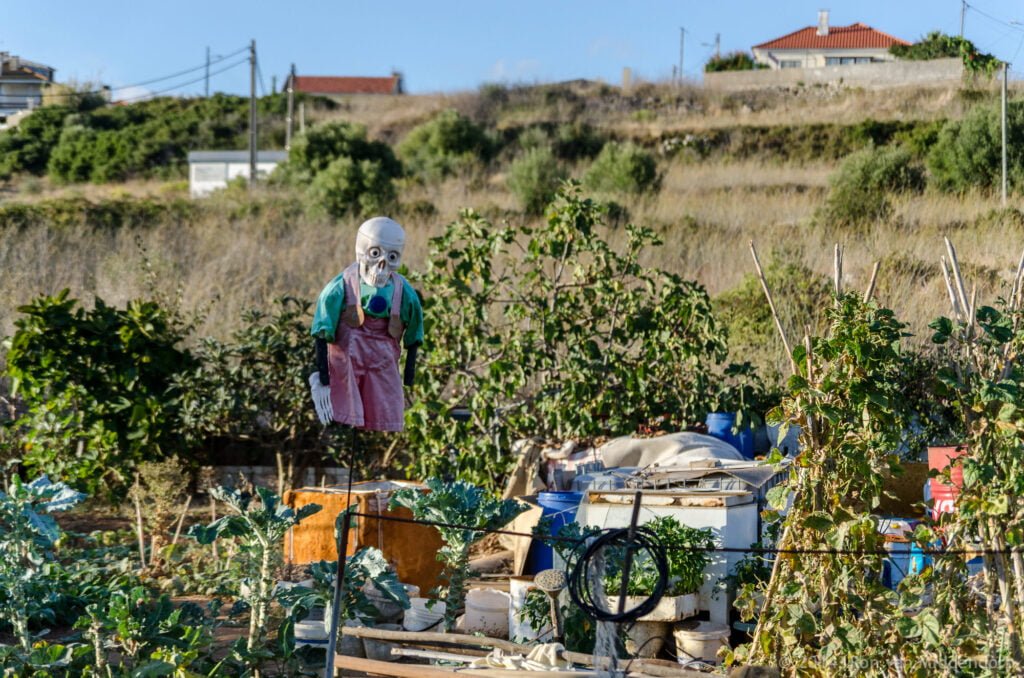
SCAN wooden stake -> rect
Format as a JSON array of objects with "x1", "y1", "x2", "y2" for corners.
[
  {"x1": 940, "y1": 257, "x2": 963, "y2": 322},
  {"x1": 863, "y1": 261, "x2": 880, "y2": 303},
  {"x1": 750, "y1": 241, "x2": 796, "y2": 375},
  {"x1": 833, "y1": 244, "x2": 843, "y2": 296},
  {"x1": 170, "y1": 494, "x2": 193, "y2": 548},
  {"x1": 132, "y1": 474, "x2": 147, "y2": 570},
  {"x1": 944, "y1": 237, "x2": 971, "y2": 322}
]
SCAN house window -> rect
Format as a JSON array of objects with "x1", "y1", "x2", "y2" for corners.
[
  {"x1": 826, "y1": 57, "x2": 841, "y2": 66},
  {"x1": 780, "y1": 60, "x2": 801, "y2": 69}
]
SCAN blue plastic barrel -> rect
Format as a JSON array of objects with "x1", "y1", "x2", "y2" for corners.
[
  {"x1": 705, "y1": 412, "x2": 754, "y2": 459},
  {"x1": 525, "y1": 491, "x2": 584, "y2": 574}
]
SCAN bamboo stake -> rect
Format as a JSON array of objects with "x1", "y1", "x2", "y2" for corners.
[
  {"x1": 834, "y1": 244, "x2": 843, "y2": 296},
  {"x1": 863, "y1": 261, "x2": 880, "y2": 303},
  {"x1": 945, "y1": 237, "x2": 971, "y2": 323},
  {"x1": 170, "y1": 494, "x2": 193, "y2": 548},
  {"x1": 132, "y1": 474, "x2": 146, "y2": 570},
  {"x1": 940, "y1": 257, "x2": 963, "y2": 323},
  {"x1": 1010, "y1": 248, "x2": 1024, "y2": 314},
  {"x1": 750, "y1": 241, "x2": 796, "y2": 375}
]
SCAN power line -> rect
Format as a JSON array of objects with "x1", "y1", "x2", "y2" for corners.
[
  {"x1": 966, "y1": 3, "x2": 1024, "y2": 34},
  {"x1": 41, "y1": 45, "x2": 250, "y2": 101},
  {"x1": 113, "y1": 57, "x2": 250, "y2": 103}
]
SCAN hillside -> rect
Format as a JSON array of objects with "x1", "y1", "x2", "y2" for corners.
[{"x1": 1, "y1": 78, "x2": 1022, "y2": 380}]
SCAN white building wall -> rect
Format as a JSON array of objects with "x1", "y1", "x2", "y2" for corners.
[
  {"x1": 189, "y1": 160, "x2": 281, "y2": 198},
  {"x1": 753, "y1": 47, "x2": 896, "y2": 70}
]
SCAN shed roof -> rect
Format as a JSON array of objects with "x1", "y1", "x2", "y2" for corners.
[
  {"x1": 188, "y1": 150, "x2": 288, "y2": 163},
  {"x1": 292, "y1": 75, "x2": 399, "y2": 95},
  {"x1": 754, "y1": 23, "x2": 909, "y2": 51}
]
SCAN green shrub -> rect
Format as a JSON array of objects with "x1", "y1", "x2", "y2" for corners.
[
  {"x1": 506, "y1": 147, "x2": 566, "y2": 215},
  {"x1": 928, "y1": 101, "x2": 1024, "y2": 193},
  {"x1": 283, "y1": 119, "x2": 400, "y2": 182},
  {"x1": 891, "y1": 31, "x2": 1001, "y2": 75},
  {"x1": 397, "y1": 109, "x2": 493, "y2": 180},
  {"x1": 822, "y1": 145, "x2": 923, "y2": 226},
  {"x1": 5, "y1": 291, "x2": 195, "y2": 498},
  {"x1": 552, "y1": 122, "x2": 606, "y2": 160},
  {"x1": 715, "y1": 260, "x2": 832, "y2": 380},
  {"x1": 306, "y1": 155, "x2": 397, "y2": 218},
  {"x1": 583, "y1": 141, "x2": 659, "y2": 194},
  {"x1": 0, "y1": 105, "x2": 71, "y2": 178},
  {"x1": 279, "y1": 120, "x2": 400, "y2": 217},
  {"x1": 705, "y1": 52, "x2": 765, "y2": 72}
]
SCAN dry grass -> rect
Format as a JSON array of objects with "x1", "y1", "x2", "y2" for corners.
[{"x1": 4, "y1": 156, "x2": 1020, "y2": 362}]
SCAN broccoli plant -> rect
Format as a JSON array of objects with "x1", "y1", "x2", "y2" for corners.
[
  {"x1": 0, "y1": 475, "x2": 85, "y2": 652},
  {"x1": 188, "y1": 486, "x2": 321, "y2": 674},
  {"x1": 390, "y1": 478, "x2": 526, "y2": 631}
]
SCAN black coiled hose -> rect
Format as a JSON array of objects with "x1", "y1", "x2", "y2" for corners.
[{"x1": 566, "y1": 525, "x2": 669, "y2": 624}]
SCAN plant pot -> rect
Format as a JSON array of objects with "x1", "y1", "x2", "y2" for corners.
[
  {"x1": 509, "y1": 575, "x2": 549, "y2": 642},
  {"x1": 362, "y1": 623, "x2": 402, "y2": 662},
  {"x1": 673, "y1": 620, "x2": 729, "y2": 664},
  {"x1": 338, "y1": 619, "x2": 366, "y2": 658},
  {"x1": 456, "y1": 588, "x2": 510, "y2": 637},
  {"x1": 607, "y1": 593, "x2": 698, "y2": 622},
  {"x1": 403, "y1": 598, "x2": 446, "y2": 632},
  {"x1": 624, "y1": 620, "x2": 671, "y2": 658}
]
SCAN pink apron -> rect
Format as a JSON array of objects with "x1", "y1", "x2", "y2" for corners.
[{"x1": 327, "y1": 265, "x2": 406, "y2": 431}]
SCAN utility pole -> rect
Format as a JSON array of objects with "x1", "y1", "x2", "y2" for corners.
[
  {"x1": 679, "y1": 27, "x2": 685, "y2": 85},
  {"x1": 299, "y1": 101, "x2": 305, "y2": 134},
  {"x1": 961, "y1": 0, "x2": 967, "y2": 39},
  {"x1": 715, "y1": 32, "x2": 721, "y2": 60},
  {"x1": 249, "y1": 39, "x2": 257, "y2": 190},
  {"x1": 286, "y1": 63, "x2": 295, "y2": 151},
  {"x1": 1002, "y1": 61, "x2": 1009, "y2": 206},
  {"x1": 205, "y1": 46, "x2": 210, "y2": 98}
]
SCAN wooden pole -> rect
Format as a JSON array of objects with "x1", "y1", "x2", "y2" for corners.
[
  {"x1": 750, "y1": 241, "x2": 796, "y2": 374},
  {"x1": 863, "y1": 261, "x2": 880, "y2": 303}
]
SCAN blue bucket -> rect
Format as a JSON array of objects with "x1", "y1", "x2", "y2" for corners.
[
  {"x1": 525, "y1": 491, "x2": 583, "y2": 574},
  {"x1": 705, "y1": 412, "x2": 754, "y2": 459}
]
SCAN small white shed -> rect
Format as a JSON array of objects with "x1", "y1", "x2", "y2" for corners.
[{"x1": 187, "y1": 150, "x2": 288, "y2": 198}]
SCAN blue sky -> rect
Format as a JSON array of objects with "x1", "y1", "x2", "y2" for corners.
[{"x1": 5, "y1": 1, "x2": 1024, "y2": 97}]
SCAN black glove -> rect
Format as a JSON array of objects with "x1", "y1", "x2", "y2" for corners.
[
  {"x1": 315, "y1": 338, "x2": 329, "y2": 386},
  {"x1": 403, "y1": 344, "x2": 418, "y2": 387}
]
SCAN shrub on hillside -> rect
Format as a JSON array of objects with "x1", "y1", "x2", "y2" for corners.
[
  {"x1": 0, "y1": 105, "x2": 70, "y2": 178},
  {"x1": 552, "y1": 122, "x2": 606, "y2": 161},
  {"x1": 306, "y1": 155, "x2": 397, "y2": 218},
  {"x1": 822, "y1": 146, "x2": 923, "y2": 226},
  {"x1": 583, "y1": 142, "x2": 660, "y2": 194},
  {"x1": 715, "y1": 261, "x2": 832, "y2": 380},
  {"x1": 705, "y1": 52, "x2": 765, "y2": 72},
  {"x1": 928, "y1": 101, "x2": 1024, "y2": 194},
  {"x1": 278, "y1": 120, "x2": 401, "y2": 217},
  {"x1": 283, "y1": 120, "x2": 400, "y2": 182},
  {"x1": 397, "y1": 109, "x2": 493, "y2": 180},
  {"x1": 506, "y1": 147, "x2": 566, "y2": 215},
  {"x1": 891, "y1": 31, "x2": 1000, "y2": 75}
]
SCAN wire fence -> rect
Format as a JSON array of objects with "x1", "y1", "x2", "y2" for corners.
[{"x1": 344, "y1": 509, "x2": 1000, "y2": 558}]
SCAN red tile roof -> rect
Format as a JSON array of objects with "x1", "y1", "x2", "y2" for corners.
[
  {"x1": 754, "y1": 23, "x2": 910, "y2": 50},
  {"x1": 292, "y1": 75, "x2": 400, "y2": 95}
]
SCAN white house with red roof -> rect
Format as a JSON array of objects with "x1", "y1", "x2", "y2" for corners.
[
  {"x1": 283, "y1": 72, "x2": 403, "y2": 98},
  {"x1": 752, "y1": 11, "x2": 909, "y2": 70}
]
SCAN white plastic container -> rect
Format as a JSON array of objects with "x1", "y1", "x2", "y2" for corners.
[
  {"x1": 508, "y1": 576, "x2": 548, "y2": 642},
  {"x1": 625, "y1": 620, "x2": 671, "y2": 658},
  {"x1": 294, "y1": 619, "x2": 329, "y2": 650},
  {"x1": 457, "y1": 588, "x2": 510, "y2": 637},
  {"x1": 402, "y1": 598, "x2": 446, "y2": 632},
  {"x1": 673, "y1": 621, "x2": 730, "y2": 663},
  {"x1": 362, "y1": 623, "x2": 402, "y2": 662}
]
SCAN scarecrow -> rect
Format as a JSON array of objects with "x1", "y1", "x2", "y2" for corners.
[{"x1": 309, "y1": 216, "x2": 423, "y2": 431}]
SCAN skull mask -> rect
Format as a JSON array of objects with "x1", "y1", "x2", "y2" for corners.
[{"x1": 354, "y1": 217, "x2": 405, "y2": 288}]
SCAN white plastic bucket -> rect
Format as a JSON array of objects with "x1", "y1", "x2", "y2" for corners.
[
  {"x1": 403, "y1": 598, "x2": 445, "y2": 631},
  {"x1": 508, "y1": 576, "x2": 548, "y2": 642},
  {"x1": 674, "y1": 621, "x2": 729, "y2": 663},
  {"x1": 458, "y1": 588, "x2": 510, "y2": 637}
]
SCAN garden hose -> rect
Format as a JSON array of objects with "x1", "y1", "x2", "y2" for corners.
[{"x1": 566, "y1": 525, "x2": 669, "y2": 624}]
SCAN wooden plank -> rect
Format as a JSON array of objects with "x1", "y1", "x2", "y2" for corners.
[{"x1": 334, "y1": 654, "x2": 454, "y2": 676}]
